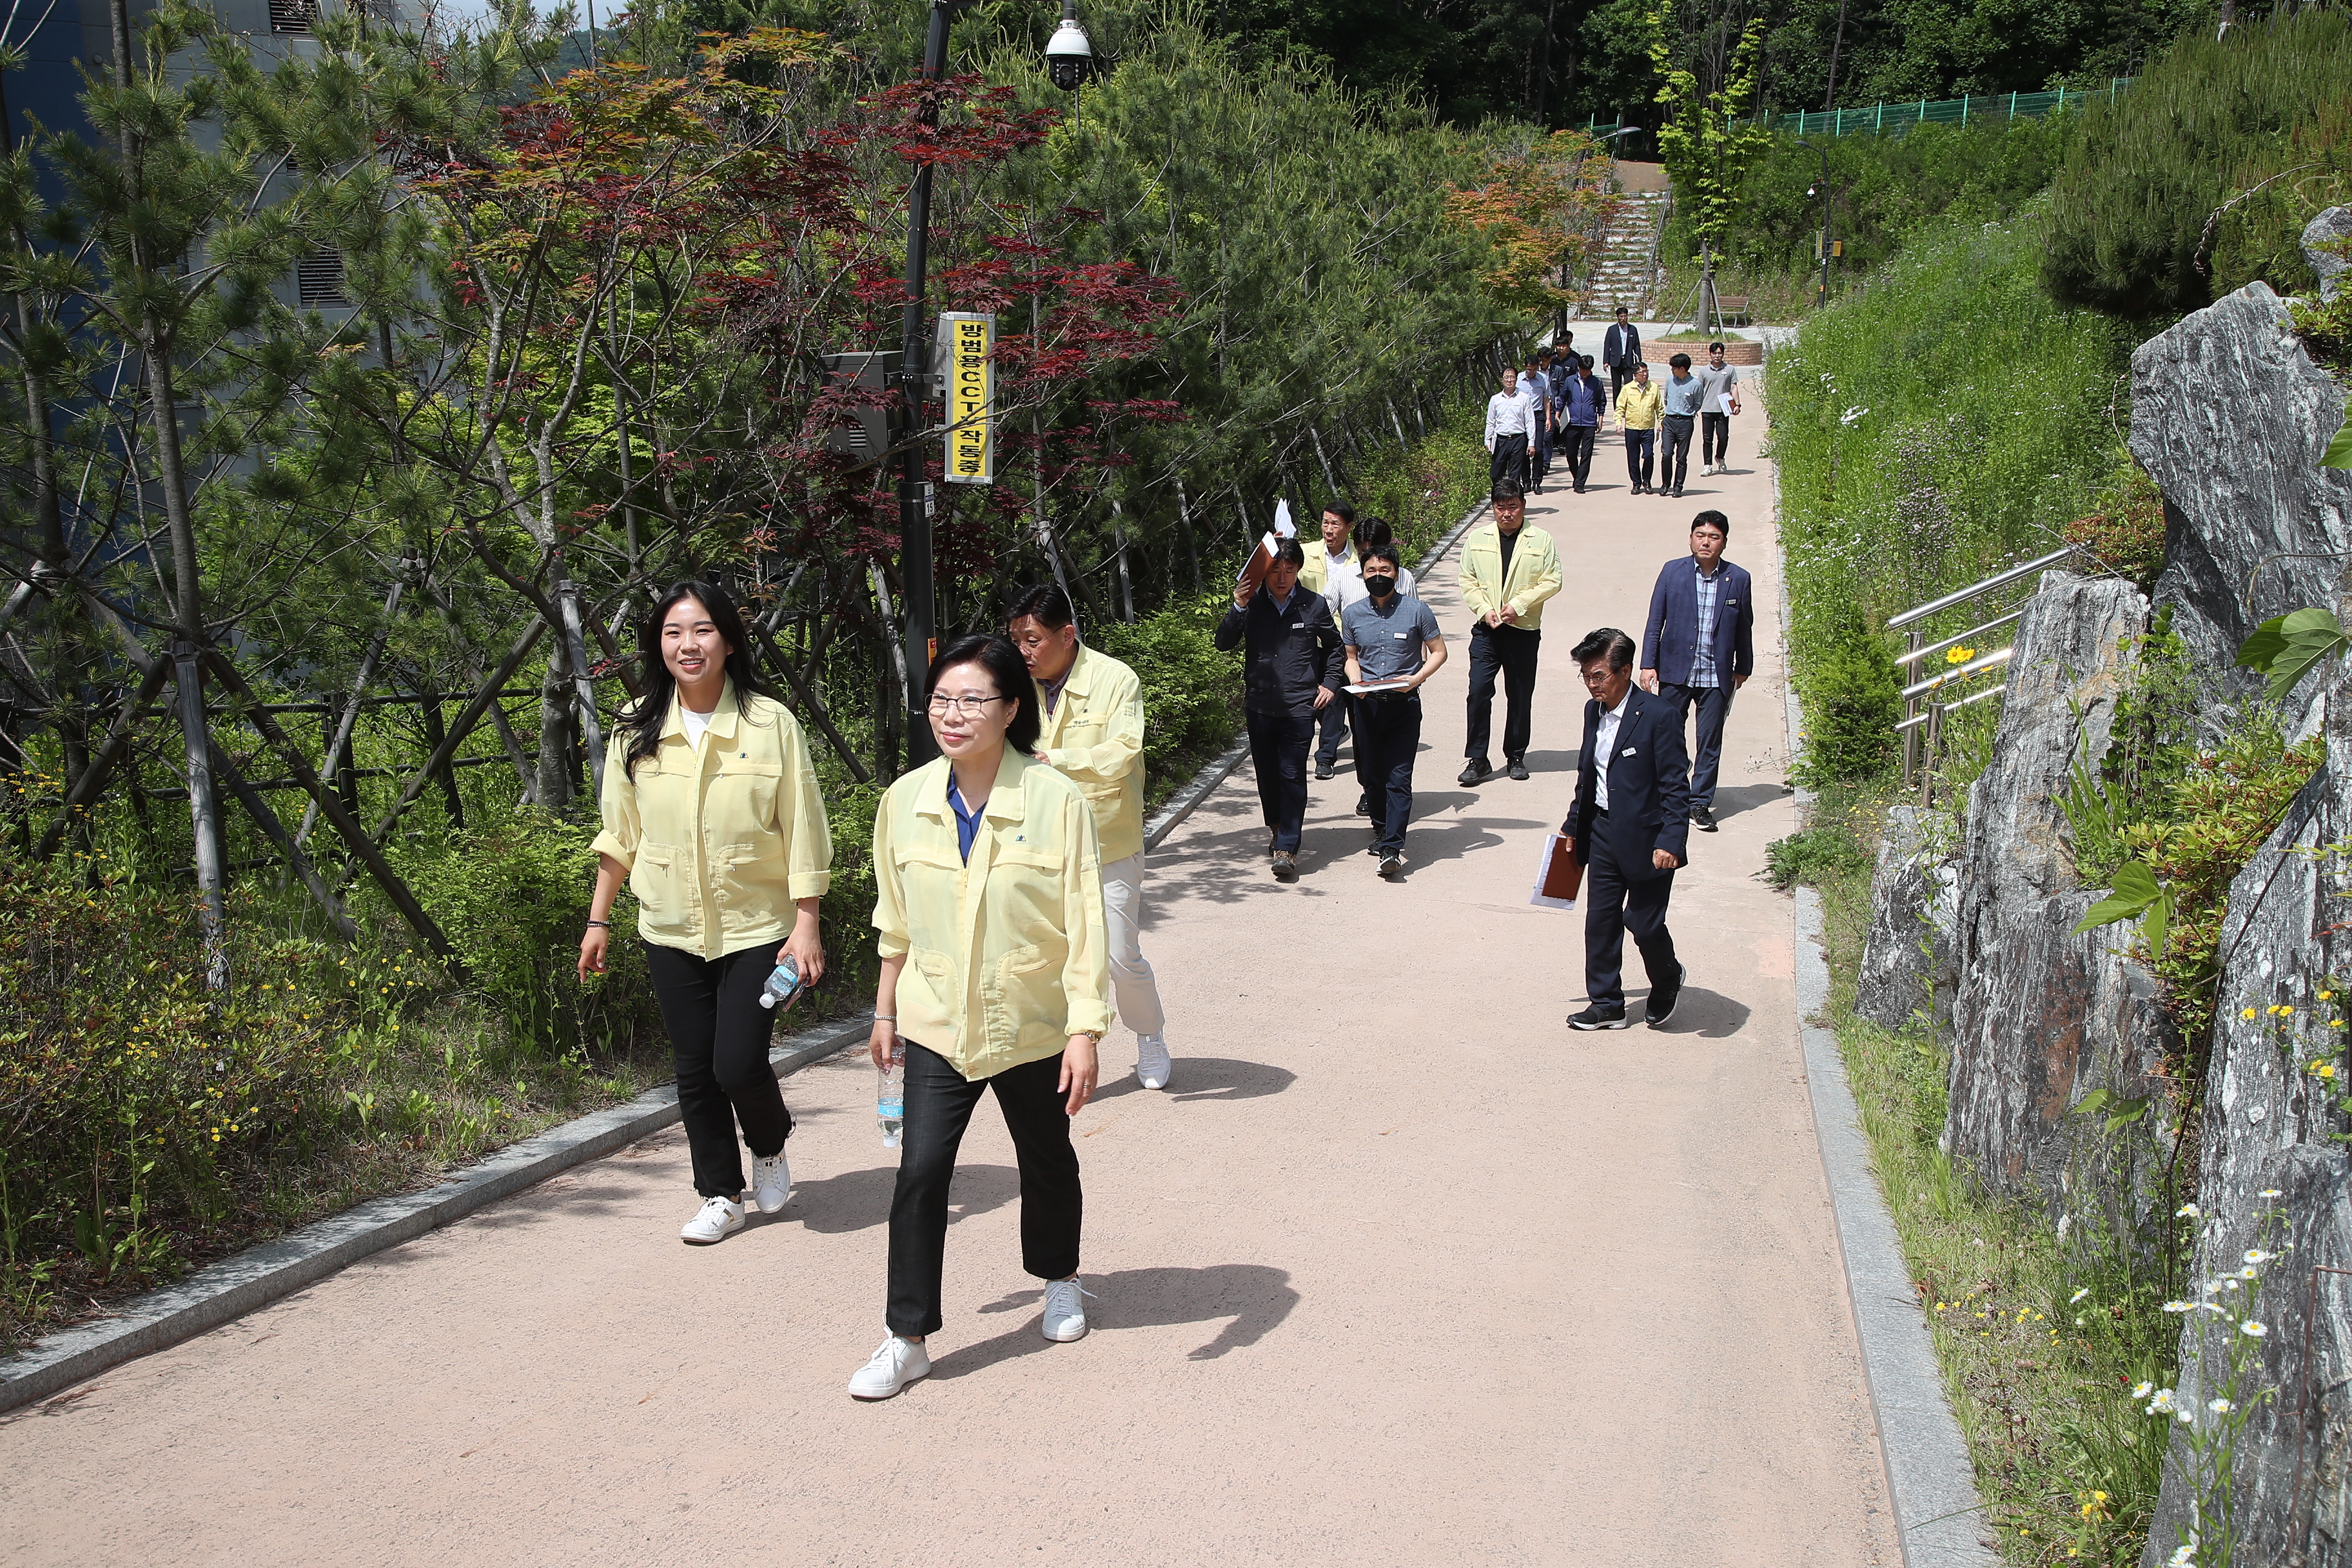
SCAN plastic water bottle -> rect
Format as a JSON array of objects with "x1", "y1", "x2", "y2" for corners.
[
  {"x1": 877, "y1": 1042, "x2": 905, "y2": 1149},
  {"x1": 757, "y1": 956, "x2": 801, "y2": 1010}
]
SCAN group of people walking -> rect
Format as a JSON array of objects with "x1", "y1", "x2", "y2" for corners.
[
  {"x1": 572, "y1": 426, "x2": 1756, "y2": 1402},
  {"x1": 580, "y1": 579, "x2": 1168, "y2": 1402},
  {"x1": 1485, "y1": 309, "x2": 1743, "y2": 501}
]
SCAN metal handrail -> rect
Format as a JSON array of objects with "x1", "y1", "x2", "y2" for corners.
[
  {"x1": 1886, "y1": 545, "x2": 2081, "y2": 629},
  {"x1": 1900, "y1": 645, "x2": 2014, "y2": 702},
  {"x1": 1895, "y1": 680, "x2": 2008, "y2": 732},
  {"x1": 1893, "y1": 609, "x2": 2024, "y2": 668}
]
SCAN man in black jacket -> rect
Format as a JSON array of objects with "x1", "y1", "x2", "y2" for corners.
[
  {"x1": 1216, "y1": 539, "x2": 1342, "y2": 881},
  {"x1": 1561, "y1": 626, "x2": 1691, "y2": 1030},
  {"x1": 1602, "y1": 307, "x2": 1643, "y2": 405}
]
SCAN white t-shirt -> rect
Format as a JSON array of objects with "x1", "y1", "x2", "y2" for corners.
[{"x1": 681, "y1": 705, "x2": 715, "y2": 749}]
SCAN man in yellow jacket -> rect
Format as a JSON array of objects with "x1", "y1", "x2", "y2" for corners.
[
  {"x1": 1297, "y1": 502, "x2": 1360, "y2": 781},
  {"x1": 1616, "y1": 360, "x2": 1666, "y2": 496},
  {"x1": 1007, "y1": 585, "x2": 1173, "y2": 1092},
  {"x1": 1456, "y1": 477, "x2": 1563, "y2": 784}
]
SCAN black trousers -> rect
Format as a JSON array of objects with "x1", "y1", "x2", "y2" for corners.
[
  {"x1": 1247, "y1": 708, "x2": 1315, "y2": 852},
  {"x1": 1701, "y1": 411, "x2": 1730, "y2": 464},
  {"x1": 1489, "y1": 433, "x2": 1527, "y2": 491},
  {"x1": 1660, "y1": 680, "x2": 1733, "y2": 811},
  {"x1": 887, "y1": 1043, "x2": 1081, "y2": 1338},
  {"x1": 1354, "y1": 694, "x2": 1422, "y2": 855},
  {"x1": 1609, "y1": 366, "x2": 1629, "y2": 404},
  {"x1": 1624, "y1": 428, "x2": 1654, "y2": 488},
  {"x1": 1465, "y1": 622, "x2": 1542, "y2": 767},
  {"x1": 642, "y1": 941, "x2": 790, "y2": 1199},
  {"x1": 1313, "y1": 689, "x2": 1351, "y2": 770},
  {"x1": 1583, "y1": 824, "x2": 1680, "y2": 1008},
  {"x1": 1560, "y1": 423, "x2": 1598, "y2": 489},
  {"x1": 1660, "y1": 414, "x2": 1695, "y2": 493}
]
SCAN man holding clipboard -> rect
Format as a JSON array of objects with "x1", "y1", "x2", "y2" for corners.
[
  {"x1": 1560, "y1": 626, "x2": 1692, "y2": 1030},
  {"x1": 1340, "y1": 542, "x2": 1446, "y2": 880}
]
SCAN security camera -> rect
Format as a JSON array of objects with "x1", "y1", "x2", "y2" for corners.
[{"x1": 1045, "y1": 0, "x2": 1092, "y2": 91}]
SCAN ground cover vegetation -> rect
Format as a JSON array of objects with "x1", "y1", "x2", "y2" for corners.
[
  {"x1": 1763, "y1": 10, "x2": 2349, "y2": 1556},
  {"x1": 0, "y1": 0, "x2": 1517, "y2": 1349}
]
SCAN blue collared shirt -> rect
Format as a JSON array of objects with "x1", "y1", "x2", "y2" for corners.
[
  {"x1": 947, "y1": 774, "x2": 985, "y2": 862},
  {"x1": 1662, "y1": 373, "x2": 1705, "y2": 417},
  {"x1": 1690, "y1": 560, "x2": 1725, "y2": 689}
]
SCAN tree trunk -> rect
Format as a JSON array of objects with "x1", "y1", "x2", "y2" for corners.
[{"x1": 537, "y1": 629, "x2": 576, "y2": 812}]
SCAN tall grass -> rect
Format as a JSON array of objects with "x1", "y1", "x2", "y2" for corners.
[{"x1": 1767, "y1": 213, "x2": 2141, "y2": 781}]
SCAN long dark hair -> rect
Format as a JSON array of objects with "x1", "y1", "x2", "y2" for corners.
[
  {"x1": 622, "y1": 580, "x2": 772, "y2": 779},
  {"x1": 926, "y1": 633, "x2": 1041, "y2": 758}
]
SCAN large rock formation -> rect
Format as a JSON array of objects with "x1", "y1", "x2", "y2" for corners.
[
  {"x1": 2144, "y1": 663, "x2": 2352, "y2": 1565},
  {"x1": 2133, "y1": 280, "x2": 2352, "y2": 736},
  {"x1": 1941, "y1": 573, "x2": 2177, "y2": 1239},
  {"x1": 2133, "y1": 225, "x2": 2352, "y2": 1568},
  {"x1": 1855, "y1": 803, "x2": 1957, "y2": 1034}
]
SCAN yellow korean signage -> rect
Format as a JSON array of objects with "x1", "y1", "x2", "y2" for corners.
[{"x1": 942, "y1": 312, "x2": 994, "y2": 485}]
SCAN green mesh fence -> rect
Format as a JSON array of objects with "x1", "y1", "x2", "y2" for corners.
[{"x1": 1582, "y1": 78, "x2": 2134, "y2": 149}]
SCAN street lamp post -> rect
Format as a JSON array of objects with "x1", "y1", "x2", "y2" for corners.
[
  {"x1": 1796, "y1": 138, "x2": 1832, "y2": 311},
  {"x1": 897, "y1": 0, "x2": 1090, "y2": 768}
]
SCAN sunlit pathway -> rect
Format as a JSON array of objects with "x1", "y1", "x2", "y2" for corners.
[{"x1": 0, "y1": 371, "x2": 1897, "y2": 1567}]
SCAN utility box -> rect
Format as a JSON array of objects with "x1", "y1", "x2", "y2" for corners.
[{"x1": 818, "y1": 350, "x2": 902, "y2": 467}]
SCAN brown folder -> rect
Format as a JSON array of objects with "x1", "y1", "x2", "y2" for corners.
[
  {"x1": 1531, "y1": 832, "x2": 1583, "y2": 909},
  {"x1": 1235, "y1": 531, "x2": 1281, "y2": 593}
]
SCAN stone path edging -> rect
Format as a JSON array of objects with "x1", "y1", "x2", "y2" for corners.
[
  {"x1": 1776, "y1": 429, "x2": 1997, "y2": 1568},
  {"x1": 0, "y1": 491, "x2": 1498, "y2": 1418},
  {"x1": 0, "y1": 1010, "x2": 874, "y2": 1415}
]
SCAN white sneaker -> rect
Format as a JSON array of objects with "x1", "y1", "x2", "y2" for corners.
[
  {"x1": 847, "y1": 1335, "x2": 930, "y2": 1400},
  {"x1": 1042, "y1": 1277, "x2": 1092, "y2": 1342},
  {"x1": 1136, "y1": 1035, "x2": 1173, "y2": 1091},
  {"x1": 750, "y1": 1148, "x2": 792, "y2": 1213},
  {"x1": 680, "y1": 1195, "x2": 744, "y2": 1245}
]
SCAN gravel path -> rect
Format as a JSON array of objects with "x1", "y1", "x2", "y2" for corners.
[{"x1": 0, "y1": 379, "x2": 1897, "y2": 1567}]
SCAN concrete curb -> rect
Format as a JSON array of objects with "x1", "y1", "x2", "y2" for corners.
[
  {"x1": 1140, "y1": 493, "x2": 1489, "y2": 858},
  {"x1": 0, "y1": 1009, "x2": 874, "y2": 1416},
  {"x1": 1776, "y1": 433, "x2": 1996, "y2": 1567}
]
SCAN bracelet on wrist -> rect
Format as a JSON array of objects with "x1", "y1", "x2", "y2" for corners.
[
  {"x1": 875, "y1": 1014, "x2": 897, "y2": 1023},
  {"x1": 585, "y1": 919, "x2": 612, "y2": 929}
]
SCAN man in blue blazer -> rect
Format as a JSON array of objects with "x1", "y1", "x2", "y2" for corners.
[
  {"x1": 1562, "y1": 627, "x2": 1691, "y2": 1030},
  {"x1": 1639, "y1": 511, "x2": 1754, "y2": 833}
]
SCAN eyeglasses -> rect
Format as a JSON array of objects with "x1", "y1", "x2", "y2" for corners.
[{"x1": 925, "y1": 694, "x2": 1008, "y2": 718}]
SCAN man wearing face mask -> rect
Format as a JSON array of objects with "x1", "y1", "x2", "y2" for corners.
[{"x1": 1340, "y1": 542, "x2": 1447, "y2": 879}]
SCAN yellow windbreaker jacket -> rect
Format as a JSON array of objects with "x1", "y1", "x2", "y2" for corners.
[
  {"x1": 871, "y1": 752, "x2": 1112, "y2": 1080},
  {"x1": 1616, "y1": 381, "x2": 1665, "y2": 431},
  {"x1": 1459, "y1": 523, "x2": 1565, "y2": 631},
  {"x1": 591, "y1": 680, "x2": 832, "y2": 959},
  {"x1": 1035, "y1": 644, "x2": 1146, "y2": 864}
]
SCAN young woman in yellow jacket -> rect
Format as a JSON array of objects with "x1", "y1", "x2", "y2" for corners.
[
  {"x1": 578, "y1": 582, "x2": 830, "y2": 1246},
  {"x1": 848, "y1": 634, "x2": 1111, "y2": 1400}
]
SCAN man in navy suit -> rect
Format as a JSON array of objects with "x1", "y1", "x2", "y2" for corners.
[
  {"x1": 1640, "y1": 511, "x2": 1753, "y2": 834},
  {"x1": 1562, "y1": 627, "x2": 1690, "y2": 1030}
]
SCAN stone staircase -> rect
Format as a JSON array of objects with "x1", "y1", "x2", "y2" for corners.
[{"x1": 1576, "y1": 186, "x2": 1670, "y2": 317}]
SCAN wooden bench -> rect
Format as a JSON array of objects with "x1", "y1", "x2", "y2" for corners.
[{"x1": 1715, "y1": 295, "x2": 1752, "y2": 325}]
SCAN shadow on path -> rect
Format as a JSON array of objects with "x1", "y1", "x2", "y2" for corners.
[
  {"x1": 1707, "y1": 781, "x2": 1787, "y2": 825},
  {"x1": 927, "y1": 1262, "x2": 1302, "y2": 1382},
  {"x1": 1093, "y1": 1057, "x2": 1296, "y2": 1105},
  {"x1": 785, "y1": 1161, "x2": 1018, "y2": 1237}
]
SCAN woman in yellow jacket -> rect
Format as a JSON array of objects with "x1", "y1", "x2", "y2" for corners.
[
  {"x1": 1616, "y1": 360, "x2": 1666, "y2": 496},
  {"x1": 578, "y1": 581, "x2": 830, "y2": 1246},
  {"x1": 848, "y1": 633, "x2": 1111, "y2": 1400}
]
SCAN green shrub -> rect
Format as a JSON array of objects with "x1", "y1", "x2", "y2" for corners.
[
  {"x1": 1795, "y1": 612, "x2": 1902, "y2": 784},
  {"x1": 2041, "y1": 8, "x2": 2352, "y2": 319},
  {"x1": 1090, "y1": 595, "x2": 1245, "y2": 793},
  {"x1": 2063, "y1": 459, "x2": 2170, "y2": 588},
  {"x1": 392, "y1": 808, "x2": 661, "y2": 1059},
  {"x1": 1761, "y1": 825, "x2": 1874, "y2": 890}
]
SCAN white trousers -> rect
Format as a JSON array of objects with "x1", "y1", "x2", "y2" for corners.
[{"x1": 1100, "y1": 852, "x2": 1166, "y2": 1039}]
